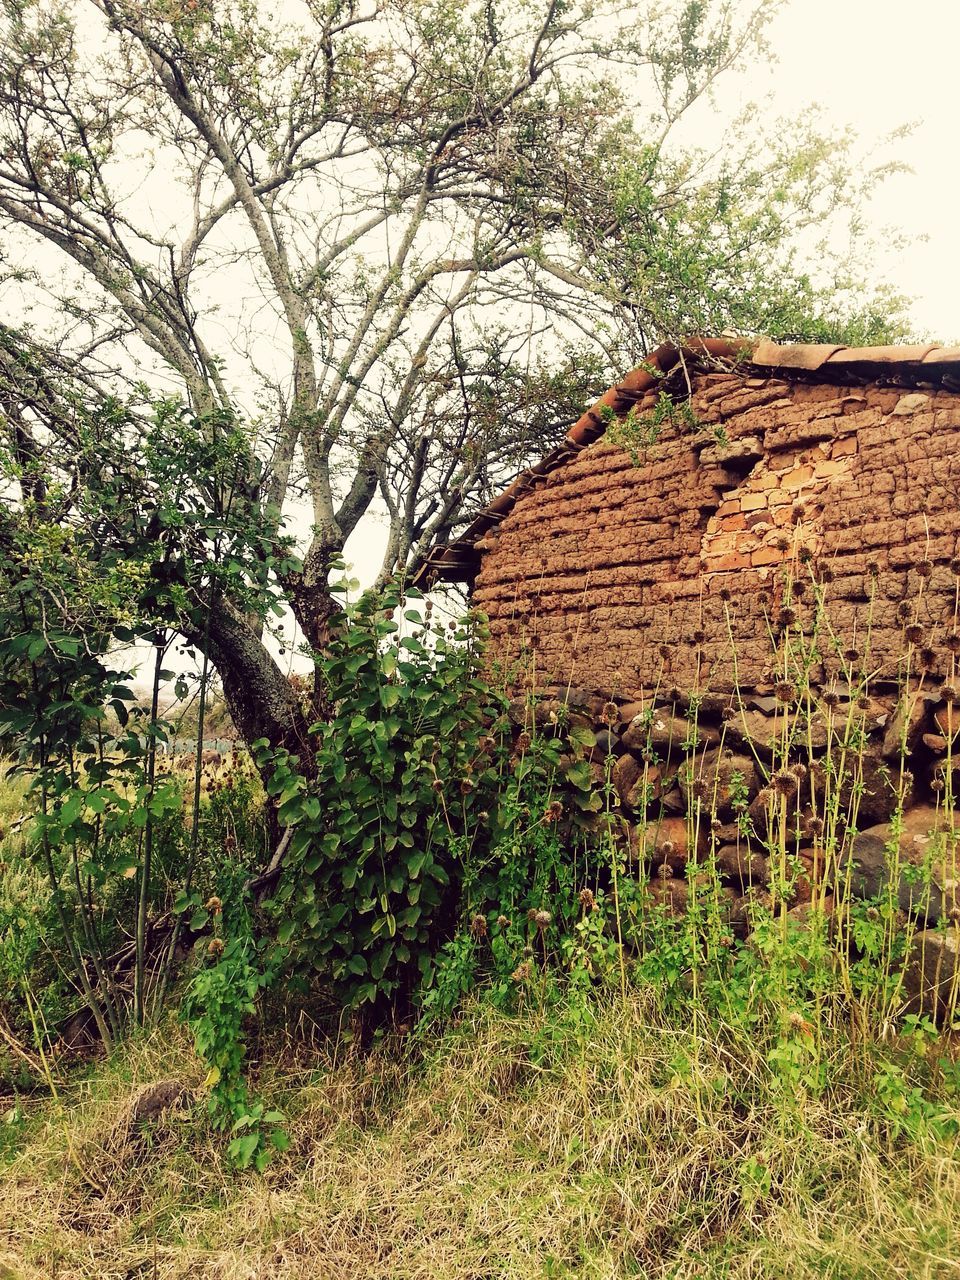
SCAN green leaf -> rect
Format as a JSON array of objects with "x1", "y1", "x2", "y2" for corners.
[
  {"x1": 568, "y1": 725, "x2": 597, "y2": 749},
  {"x1": 228, "y1": 1133, "x2": 260, "y2": 1169},
  {"x1": 564, "y1": 761, "x2": 594, "y2": 791},
  {"x1": 406, "y1": 850, "x2": 427, "y2": 878},
  {"x1": 58, "y1": 792, "x2": 85, "y2": 825}
]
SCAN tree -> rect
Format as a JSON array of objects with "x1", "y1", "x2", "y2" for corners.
[{"x1": 0, "y1": 0, "x2": 904, "y2": 779}]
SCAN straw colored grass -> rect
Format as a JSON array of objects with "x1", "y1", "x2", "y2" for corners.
[{"x1": 2, "y1": 993, "x2": 959, "y2": 1279}]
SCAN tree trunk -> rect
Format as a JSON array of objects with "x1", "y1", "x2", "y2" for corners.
[
  {"x1": 287, "y1": 542, "x2": 343, "y2": 722},
  {"x1": 200, "y1": 604, "x2": 313, "y2": 768}
]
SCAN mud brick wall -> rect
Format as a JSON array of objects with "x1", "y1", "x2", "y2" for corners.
[{"x1": 472, "y1": 371, "x2": 960, "y2": 697}]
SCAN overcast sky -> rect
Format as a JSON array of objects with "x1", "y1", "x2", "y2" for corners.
[{"x1": 741, "y1": 0, "x2": 959, "y2": 343}]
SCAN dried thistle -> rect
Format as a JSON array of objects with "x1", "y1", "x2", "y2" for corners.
[
  {"x1": 772, "y1": 768, "x2": 798, "y2": 797},
  {"x1": 542, "y1": 800, "x2": 564, "y2": 825}
]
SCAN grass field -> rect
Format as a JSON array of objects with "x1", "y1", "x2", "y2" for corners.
[{"x1": 2, "y1": 992, "x2": 959, "y2": 1280}]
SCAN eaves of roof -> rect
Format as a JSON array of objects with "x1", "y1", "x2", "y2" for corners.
[{"x1": 415, "y1": 335, "x2": 960, "y2": 587}]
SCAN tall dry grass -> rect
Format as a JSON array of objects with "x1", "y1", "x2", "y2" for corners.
[{"x1": 2, "y1": 992, "x2": 959, "y2": 1280}]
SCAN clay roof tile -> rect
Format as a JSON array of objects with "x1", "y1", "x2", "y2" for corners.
[
  {"x1": 921, "y1": 346, "x2": 960, "y2": 365},
  {"x1": 751, "y1": 340, "x2": 842, "y2": 370},
  {"x1": 824, "y1": 343, "x2": 939, "y2": 366}
]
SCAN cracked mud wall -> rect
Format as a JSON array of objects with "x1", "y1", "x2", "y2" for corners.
[{"x1": 472, "y1": 371, "x2": 960, "y2": 697}]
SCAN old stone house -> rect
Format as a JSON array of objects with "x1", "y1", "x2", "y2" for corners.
[
  {"x1": 421, "y1": 337, "x2": 960, "y2": 1017},
  {"x1": 423, "y1": 336, "x2": 960, "y2": 697}
]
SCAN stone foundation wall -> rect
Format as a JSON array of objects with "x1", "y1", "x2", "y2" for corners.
[
  {"x1": 472, "y1": 372, "x2": 960, "y2": 696},
  {"x1": 512, "y1": 681, "x2": 960, "y2": 1016}
]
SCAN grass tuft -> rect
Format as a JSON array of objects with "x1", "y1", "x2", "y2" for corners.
[{"x1": 2, "y1": 994, "x2": 959, "y2": 1279}]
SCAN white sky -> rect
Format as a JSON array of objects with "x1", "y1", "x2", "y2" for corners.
[{"x1": 744, "y1": 0, "x2": 960, "y2": 343}]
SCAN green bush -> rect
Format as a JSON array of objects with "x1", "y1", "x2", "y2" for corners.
[{"x1": 258, "y1": 583, "x2": 504, "y2": 1011}]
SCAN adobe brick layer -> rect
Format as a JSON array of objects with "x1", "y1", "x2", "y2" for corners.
[{"x1": 471, "y1": 372, "x2": 960, "y2": 696}]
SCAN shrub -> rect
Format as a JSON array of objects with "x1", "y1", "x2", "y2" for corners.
[{"x1": 257, "y1": 583, "x2": 505, "y2": 1012}]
